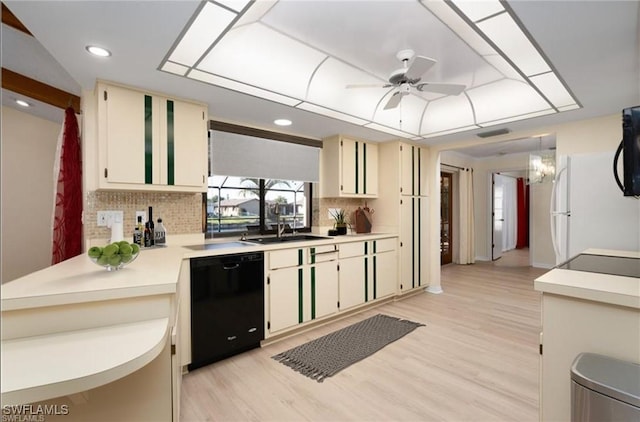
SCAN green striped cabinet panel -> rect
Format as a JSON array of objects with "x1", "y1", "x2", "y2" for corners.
[
  {"x1": 400, "y1": 143, "x2": 429, "y2": 197},
  {"x1": 266, "y1": 247, "x2": 339, "y2": 335},
  {"x1": 399, "y1": 196, "x2": 429, "y2": 294},
  {"x1": 320, "y1": 135, "x2": 378, "y2": 198},
  {"x1": 97, "y1": 82, "x2": 207, "y2": 192}
]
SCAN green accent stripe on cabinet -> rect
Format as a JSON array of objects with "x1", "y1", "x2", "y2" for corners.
[
  {"x1": 363, "y1": 142, "x2": 367, "y2": 194},
  {"x1": 417, "y1": 147, "x2": 422, "y2": 196},
  {"x1": 166, "y1": 100, "x2": 175, "y2": 185},
  {"x1": 311, "y1": 267, "x2": 316, "y2": 319},
  {"x1": 298, "y1": 249, "x2": 303, "y2": 266},
  {"x1": 144, "y1": 95, "x2": 153, "y2": 184},
  {"x1": 412, "y1": 146, "x2": 415, "y2": 195},
  {"x1": 355, "y1": 141, "x2": 359, "y2": 194},
  {"x1": 373, "y1": 255, "x2": 377, "y2": 299},
  {"x1": 364, "y1": 241, "x2": 368, "y2": 255},
  {"x1": 364, "y1": 257, "x2": 368, "y2": 302},
  {"x1": 412, "y1": 197, "x2": 416, "y2": 288},
  {"x1": 298, "y1": 268, "x2": 303, "y2": 323},
  {"x1": 310, "y1": 248, "x2": 316, "y2": 264},
  {"x1": 418, "y1": 197, "x2": 422, "y2": 286},
  {"x1": 373, "y1": 240, "x2": 377, "y2": 253}
]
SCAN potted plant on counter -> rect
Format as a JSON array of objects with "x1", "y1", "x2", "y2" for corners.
[{"x1": 330, "y1": 208, "x2": 348, "y2": 235}]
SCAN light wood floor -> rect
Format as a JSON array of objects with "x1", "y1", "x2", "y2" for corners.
[{"x1": 180, "y1": 261, "x2": 546, "y2": 421}]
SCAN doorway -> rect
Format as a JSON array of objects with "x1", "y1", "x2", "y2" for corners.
[
  {"x1": 492, "y1": 172, "x2": 527, "y2": 261},
  {"x1": 441, "y1": 172, "x2": 453, "y2": 265}
]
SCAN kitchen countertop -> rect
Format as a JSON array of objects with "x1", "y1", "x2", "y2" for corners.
[
  {"x1": 1, "y1": 232, "x2": 397, "y2": 405},
  {"x1": 534, "y1": 249, "x2": 640, "y2": 309},
  {"x1": 2, "y1": 232, "x2": 397, "y2": 312}
]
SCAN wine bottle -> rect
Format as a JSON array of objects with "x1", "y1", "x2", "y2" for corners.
[
  {"x1": 133, "y1": 216, "x2": 143, "y2": 246},
  {"x1": 147, "y1": 206, "x2": 155, "y2": 246}
]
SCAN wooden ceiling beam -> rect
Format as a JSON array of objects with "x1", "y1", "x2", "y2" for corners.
[
  {"x1": 2, "y1": 3, "x2": 32, "y2": 36},
  {"x1": 2, "y1": 68, "x2": 81, "y2": 113}
]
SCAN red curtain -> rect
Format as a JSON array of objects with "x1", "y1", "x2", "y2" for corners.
[
  {"x1": 516, "y1": 177, "x2": 529, "y2": 249},
  {"x1": 52, "y1": 107, "x2": 83, "y2": 264}
]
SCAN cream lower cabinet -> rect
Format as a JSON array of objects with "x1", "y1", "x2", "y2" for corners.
[
  {"x1": 339, "y1": 239, "x2": 398, "y2": 310},
  {"x1": 96, "y1": 81, "x2": 207, "y2": 192},
  {"x1": 399, "y1": 196, "x2": 429, "y2": 294},
  {"x1": 266, "y1": 246, "x2": 339, "y2": 336}
]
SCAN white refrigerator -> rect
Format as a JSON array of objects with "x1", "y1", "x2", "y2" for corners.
[{"x1": 550, "y1": 150, "x2": 640, "y2": 264}]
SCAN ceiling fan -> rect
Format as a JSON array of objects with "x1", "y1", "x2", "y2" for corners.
[{"x1": 347, "y1": 49, "x2": 466, "y2": 110}]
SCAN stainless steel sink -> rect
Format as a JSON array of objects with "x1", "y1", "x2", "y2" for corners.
[{"x1": 245, "y1": 234, "x2": 330, "y2": 244}]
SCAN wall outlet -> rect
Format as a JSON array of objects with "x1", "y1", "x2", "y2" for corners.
[
  {"x1": 135, "y1": 211, "x2": 146, "y2": 225},
  {"x1": 97, "y1": 210, "x2": 123, "y2": 227}
]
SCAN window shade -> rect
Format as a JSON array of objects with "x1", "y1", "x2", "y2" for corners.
[{"x1": 210, "y1": 130, "x2": 320, "y2": 182}]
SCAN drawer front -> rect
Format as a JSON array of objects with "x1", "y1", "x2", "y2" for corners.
[
  {"x1": 308, "y1": 244, "x2": 338, "y2": 263},
  {"x1": 269, "y1": 248, "x2": 303, "y2": 269},
  {"x1": 373, "y1": 238, "x2": 396, "y2": 253},
  {"x1": 339, "y1": 241, "x2": 365, "y2": 259}
]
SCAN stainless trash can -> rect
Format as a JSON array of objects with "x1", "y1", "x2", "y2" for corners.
[{"x1": 571, "y1": 353, "x2": 640, "y2": 421}]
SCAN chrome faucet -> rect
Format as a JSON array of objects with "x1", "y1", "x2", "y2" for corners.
[{"x1": 275, "y1": 208, "x2": 286, "y2": 238}]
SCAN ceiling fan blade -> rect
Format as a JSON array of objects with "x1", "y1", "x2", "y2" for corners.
[
  {"x1": 416, "y1": 82, "x2": 466, "y2": 96},
  {"x1": 383, "y1": 92, "x2": 402, "y2": 110},
  {"x1": 345, "y1": 84, "x2": 386, "y2": 89},
  {"x1": 404, "y1": 56, "x2": 437, "y2": 81}
]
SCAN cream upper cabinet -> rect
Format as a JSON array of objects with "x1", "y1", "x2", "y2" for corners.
[
  {"x1": 400, "y1": 143, "x2": 429, "y2": 197},
  {"x1": 321, "y1": 135, "x2": 378, "y2": 198},
  {"x1": 97, "y1": 81, "x2": 208, "y2": 192}
]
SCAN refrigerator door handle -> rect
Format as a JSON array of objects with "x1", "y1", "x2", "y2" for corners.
[{"x1": 550, "y1": 166, "x2": 569, "y2": 261}]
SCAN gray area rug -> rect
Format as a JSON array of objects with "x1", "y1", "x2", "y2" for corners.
[{"x1": 272, "y1": 314, "x2": 425, "y2": 382}]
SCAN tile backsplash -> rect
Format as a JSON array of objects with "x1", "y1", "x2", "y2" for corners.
[
  {"x1": 314, "y1": 197, "x2": 368, "y2": 232},
  {"x1": 85, "y1": 191, "x2": 202, "y2": 241}
]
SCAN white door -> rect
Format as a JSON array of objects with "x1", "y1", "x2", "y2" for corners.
[
  {"x1": 313, "y1": 261, "x2": 339, "y2": 319},
  {"x1": 338, "y1": 256, "x2": 365, "y2": 311},
  {"x1": 492, "y1": 173, "x2": 504, "y2": 260},
  {"x1": 268, "y1": 267, "x2": 300, "y2": 333}
]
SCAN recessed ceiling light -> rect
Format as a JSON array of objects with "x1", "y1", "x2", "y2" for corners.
[
  {"x1": 274, "y1": 119, "x2": 292, "y2": 126},
  {"x1": 86, "y1": 45, "x2": 111, "y2": 57},
  {"x1": 15, "y1": 99, "x2": 30, "y2": 107}
]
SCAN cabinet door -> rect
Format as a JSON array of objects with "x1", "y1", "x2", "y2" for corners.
[
  {"x1": 341, "y1": 137, "x2": 358, "y2": 195},
  {"x1": 400, "y1": 144, "x2": 428, "y2": 196},
  {"x1": 364, "y1": 142, "x2": 378, "y2": 196},
  {"x1": 313, "y1": 261, "x2": 339, "y2": 319},
  {"x1": 399, "y1": 196, "x2": 429, "y2": 293},
  {"x1": 170, "y1": 100, "x2": 207, "y2": 187},
  {"x1": 375, "y1": 250, "x2": 397, "y2": 299},
  {"x1": 268, "y1": 267, "x2": 301, "y2": 333},
  {"x1": 103, "y1": 84, "x2": 157, "y2": 185},
  {"x1": 339, "y1": 255, "x2": 366, "y2": 311}
]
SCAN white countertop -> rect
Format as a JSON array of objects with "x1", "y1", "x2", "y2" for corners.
[
  {"x1": 1, "y1": 318, "x2": 169, "y2": 406},
  {"x1": 1, "y1": 232, "x2": 397, "y2": 405},
  {"x1": 534, "y1": 249, "x2": 640, "y2": 309}
]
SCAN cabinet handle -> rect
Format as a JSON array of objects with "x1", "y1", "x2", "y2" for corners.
[
  {"x1": 310, "y1": 250, "x2": 338, "y2": 256},
  {"x1": 223, "y1": 263, "x2": 240, "y2": 270},
  {"x1": 248, "y1": 327, "x2": 257, "y2": 333},
  {"x1": 104, "y1": 168, "x2": 108, "y2": 178},
  {"x1": 227, "y1": 336, "x2": 237, "y2": 341}
]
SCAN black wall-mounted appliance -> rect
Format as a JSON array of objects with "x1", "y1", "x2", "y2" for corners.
[{"x1": 614, "y1": 105, "x2": 640, "y2": 196}]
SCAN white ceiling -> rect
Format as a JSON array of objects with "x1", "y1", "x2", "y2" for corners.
[{"x1": 2, "y1": 0, "x2": 639, "y2": 150}]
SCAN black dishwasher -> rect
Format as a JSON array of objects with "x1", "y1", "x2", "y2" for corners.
[{"x1": 189, "y1": 252, "x2": 264, "y2": 370}]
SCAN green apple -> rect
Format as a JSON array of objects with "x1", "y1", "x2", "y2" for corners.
[
  {"x1": 119, "y1": 243, "x2": 133, "y2": 255},
  {"x1": 97, "y1": 255, "x2": 109, "y2": 266},
  {"x1": 87, "y1": 246, "x2": 102, "y2": 259},
  {"x1": 102, "y1": 244, "x2": 119, "y2": 257},
  {"x1": 109, "y1": 255, "x2": 122, "y2": 267},
  {"x1": 130, "y1": 244, "x2": 140, "y2": 254},
  {"x1": 121, "y1": 254, "x2": 133, "y2": 263}
]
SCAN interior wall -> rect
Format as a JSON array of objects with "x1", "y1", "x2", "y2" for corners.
[
  {"x1": 530, "y1": 181, "x2": 555, "y2": 268},
  {"x1": 1, "y1": 106, "x2": 61, "y2": 283}
]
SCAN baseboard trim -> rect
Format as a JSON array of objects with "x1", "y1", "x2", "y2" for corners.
[{"x1": 425, "y1": 285, "x2": 443, "y2": 294}]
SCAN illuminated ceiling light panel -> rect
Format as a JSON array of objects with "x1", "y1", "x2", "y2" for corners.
[
  {"x1": 296, "y1": 102, "x2": 369, "y2": 126},
  {"x1": 307, "y1": 58, "x2": 385, "y2": 119},
  {"x1": 452, "y1": 0, "x2": 504, "y2": 22},
  {"x1": 162, "y1": 0, "x2": 581, "y2": 140},
  {"x1": 373, "y1": 94, "x2": 427, "y2": 135},
  {"x1": 421, "y1": 95, "x2": 475, "y2": 134},
  {"x1": 466, "y1": 79, "x2": 550, "y2": 123},
  {"x1": 189, "y1": 69, "x2": 301, "y2": 107},
  {"x1": 477, "y1": 109, "x2": 556, "y2": 127},
  {"x1": 214, "y1": 0, "x2": 251, "y2": 13},
  {"x1": 423, "y1": 125, "x2": 481, "y2": 138},
  {"x1": 161, "y1": 61, "x2": 190, "y2": 76},
  {"x1": 198, "y1": 23, "x2": 326, "y2": 99},
  {"x1": 168, "y1": 2, "x2": 237, "y2": 67},
  {"x1": 476, "y1": 12, "x2": 550, "y2": 77},
  {"x1": 364, "y1": 123, "x2": 417, "y2": 138},
  {"x1": 530, "y1": 72, "x2": 577, "y2": 108}
]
